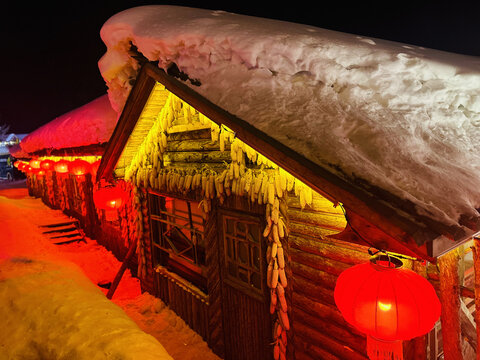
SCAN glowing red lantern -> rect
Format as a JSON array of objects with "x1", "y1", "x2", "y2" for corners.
[
  {"x1": 68, "y1": 159, "x2": 91, "y2": 176},
  {"x1": 37, "y1": 169, "x2": 46, "y2": 177},
  {"x1": 40, "y1": 159, "x2": 55, "y2": 172},
  {"x1": 93, "y1": 185, "x2": 128, "y2": 221},
  {"x1": 29, "y1": 159, "x2": 41, "y2": 169},
  {"x1": 334, "y1": 254, "x2": 440, "y2": 360},
  {"x1": 14, "y1": 161, "x2": 21, "y2": 168},
  {"x1": 54, "y1": 160, "x2": 70, "y2": 174},
  {"x1": 25, "y1": 165, "x2": 34, "y2": 175}
]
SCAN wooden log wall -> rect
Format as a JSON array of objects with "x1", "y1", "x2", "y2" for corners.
[
  {"x1": 154, "y1": 267, "x2": 210, "y2": 340},
  {"x1": 26, "y1": 171, "x2": 139, "y2": 278},
  {"x1": 286, "y1": 192, "x2": 371, "y2": 360}
]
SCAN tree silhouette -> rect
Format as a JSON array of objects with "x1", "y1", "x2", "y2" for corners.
[{"x1": 0, "y1": 123, "x2": 10, "y2": 141}]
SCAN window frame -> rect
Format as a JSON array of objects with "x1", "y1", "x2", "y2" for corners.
[{"x1": 148, "y1": 192, "x2": 207, "y2": 292}]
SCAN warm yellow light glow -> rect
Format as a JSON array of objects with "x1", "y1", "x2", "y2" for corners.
[{"x1": 378, "y1": 301, "x2": 392, "y2": 312}]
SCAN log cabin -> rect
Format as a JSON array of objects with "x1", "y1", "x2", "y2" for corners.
[
  {"x1": 18, "y1": 5, "x2": 480, "y2": 360},
  {"x1": 11, "y1": 95, "x2": 133, "y2": 261},
  {"x1": 92, "y1": 6, "x2": 480, "y2": 359},
  {"x1": 93, "y1": 60, "x2": 480, "y2": 359}
]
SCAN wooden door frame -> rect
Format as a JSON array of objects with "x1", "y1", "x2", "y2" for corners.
[{"x1": 217, "y1": 205, "x2": 272, "y2": 360}]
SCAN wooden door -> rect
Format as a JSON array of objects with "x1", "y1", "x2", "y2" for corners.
[{"x1": 219, "y1": 209, "x2": 272, "y2": 360}]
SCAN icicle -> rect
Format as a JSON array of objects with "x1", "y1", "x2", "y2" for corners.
[{"x1": 367, "y1": 336, "x2": 403, "y2": 360}]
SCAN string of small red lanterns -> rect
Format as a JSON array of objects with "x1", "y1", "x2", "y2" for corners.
[{"x1": 17, "y1": 157, "x2": 100, "y2": 177}]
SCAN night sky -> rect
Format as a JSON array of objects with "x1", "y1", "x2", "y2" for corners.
[{"x1": 1, "y1": 0, "x2": 479, "y2": 135}]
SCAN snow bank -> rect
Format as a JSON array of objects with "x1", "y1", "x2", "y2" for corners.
[
  {"x1": 115, "y1": 293, "x2": 221, "y2": 360},
  {"x1": 20, "y1": 94, "x2": 119, "y2": 154},
  {"x1": 98, "y1": 5, "x2": 480, "y2": 229},
  {"x1": 0, "y1": 184, "x2": 220, "y2": 360},
  {"x1": 0, "y1": 257, "x2": 172, "y2": 360}
]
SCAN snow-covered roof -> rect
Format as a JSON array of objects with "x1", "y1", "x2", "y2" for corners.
[
  {"x1": 98, "y1": 5, "x2": 480, "y2": 240},
  {"x1": 19, "y1": 94, "x2": 118, "y2": 155}
]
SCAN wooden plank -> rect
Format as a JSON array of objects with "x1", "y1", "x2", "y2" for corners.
[{"x1": 438, "y1": 248, "x2": 462, "y2": 359}]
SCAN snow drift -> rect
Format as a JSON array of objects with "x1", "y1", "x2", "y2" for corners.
[
  {"x1": 0, "y1": 256, "x2": 172, "y2": 360},
  {"x1": 98, "y1": 5, "x2": 480, "y2": 230}
]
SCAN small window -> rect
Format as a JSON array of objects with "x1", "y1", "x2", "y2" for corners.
[
  {"x1": 149, "y1": 193, "x2": 207, "y2": 292},
  {"x1": 222, "y1": 214, "x2": 263, "y2": 295}
]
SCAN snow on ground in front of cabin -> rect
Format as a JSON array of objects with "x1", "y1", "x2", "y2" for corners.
[
  {"x1": 99, "y1": 5, "x2": 480, "y2": 229},
  {"x1": 0, "y1": 180, "x2": 220, "y2": 360}
]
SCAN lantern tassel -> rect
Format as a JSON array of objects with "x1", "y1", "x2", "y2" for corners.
[{"x1": 367, "y1": 336, "x2": 403, "y2": 360}]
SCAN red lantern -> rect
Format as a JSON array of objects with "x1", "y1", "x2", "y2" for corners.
[
  {"x1": 29, "y1": 159, "x2": 41, "y2": 169},
  {"x1": 54, "y1": 160, "x2": 70, "y2": 174},
  {"x1": 93, "y1": 185, "x2": 128, "y2": 221},
  {"x1": 25, "y1": 165, "x2": 34, "y2": 175},
  {"x1": 37, "y1": 169, "x2": 46, "y2": 177},
  {"x1": 40, "y1": 159, "x2": 55, "y2": 172},
  {"x1": 17, "y1": 162, "x2": 26, "y2": 171},
  {"x1": 68, "y1": 159, "x2": 91, "y2": 177},
  {"x1": 334, "y1": 254, "x2": 440, "y2": 360}
]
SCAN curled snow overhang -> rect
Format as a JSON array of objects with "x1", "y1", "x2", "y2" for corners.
[
  {"x1": 20, "y1": 95, "x2": 119, "y2": 157},
  {"x1": 97, "y1": 6, "x2": 480, "y2": 258}
]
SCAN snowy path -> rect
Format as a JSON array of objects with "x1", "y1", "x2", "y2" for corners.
[{"x1": 0, "y1": 180, "x2": 220, "y2": 360}]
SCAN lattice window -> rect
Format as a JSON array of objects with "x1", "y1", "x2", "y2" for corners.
[
  {"x1": 223, "y1": 214, "x2": 263, "y2": 295},
  {"x1": 149, "y1": 193, "x2": 206, "y2": 292}
]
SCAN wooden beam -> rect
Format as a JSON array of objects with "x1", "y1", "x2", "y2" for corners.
[
  {"x1": 438, "y1": 248, "x2": 462, "y2": 359},
  {"x1": 460, "y1": 298, "x2": 477, "y2": 353},
  {"x1": 96, "y1": 67, "x2": 157, "y2": 182},
  {"x1": 471, "y1": 238, "x2": 480, "y2": 360}
]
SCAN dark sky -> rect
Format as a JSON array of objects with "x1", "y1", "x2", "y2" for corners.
[{"x1": 1, "y1": 1, "x2": 479, "y2": 135}]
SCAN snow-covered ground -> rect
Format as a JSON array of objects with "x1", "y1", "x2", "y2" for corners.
[{"x1": 0, "y1": 180, "x2": 220, "y2": 360}]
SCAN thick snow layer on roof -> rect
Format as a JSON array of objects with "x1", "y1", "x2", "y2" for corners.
[
  {"x1": 20, "y1": 94, "x2": 118, "y2": 154},
  {"x1": 98, "y1": 5, "x2": 480, "y2": 229}
]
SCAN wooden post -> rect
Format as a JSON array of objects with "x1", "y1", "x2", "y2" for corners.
[
  {"x1": 409, "y1": 260, "x2": 428, "y2": 360},
  {"x1": 438, "y1": 248, "x2": 462, "y2": 360},
  {"x1": 471, "y1": 238, "x2": 480, "y2": 360},
  {"x1": 106, "y1": 236, "x2": 138, "y2": 299}
]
